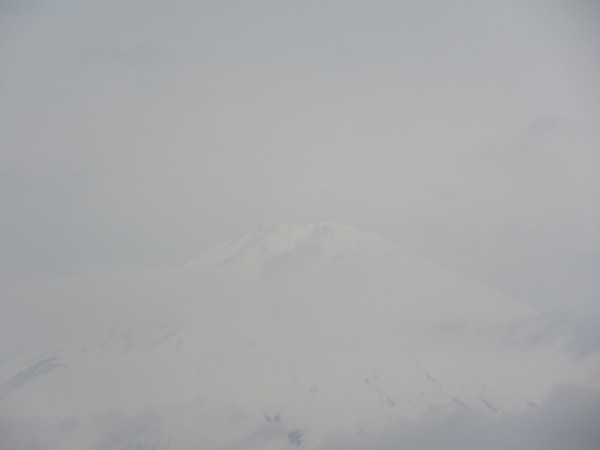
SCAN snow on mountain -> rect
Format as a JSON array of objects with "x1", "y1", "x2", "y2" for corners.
[
  {"x1": 0, "y1": 222, "x2": 589, "y2": 449},
  {"x1": 184, "y1": 222, "x2": 391, "y2": 272}
]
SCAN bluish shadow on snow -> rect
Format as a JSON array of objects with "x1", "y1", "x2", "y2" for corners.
[{"x1": 0, "y1": 356, "x2": 63, "y2": 398}]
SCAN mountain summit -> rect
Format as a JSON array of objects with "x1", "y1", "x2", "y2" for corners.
[
  {"x1": 184, "y1": 222, "x2": 393, "y2": 272},
  {"x1": 0, "y1": 223, "x2": 583, "y2": 450}
]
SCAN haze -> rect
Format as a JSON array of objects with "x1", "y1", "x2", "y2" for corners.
[{"x1": 1, "y1": 1, "x2": 599, "y2": 449}]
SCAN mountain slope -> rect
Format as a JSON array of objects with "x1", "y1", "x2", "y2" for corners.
[{"x1": 0, "y1": 222, "x2": 585, "y2": 450}]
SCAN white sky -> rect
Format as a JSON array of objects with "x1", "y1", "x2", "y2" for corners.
[{"x1": 1, "y1": 0, "x2": 599, "y2": 346}]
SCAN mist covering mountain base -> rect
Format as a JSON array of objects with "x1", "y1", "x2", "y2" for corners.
[{"x1": 0, "y1": 223, "x2": 594, "y2": 450}]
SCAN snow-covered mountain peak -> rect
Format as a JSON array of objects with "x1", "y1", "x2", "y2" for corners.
[
  {"x1": 184, "y1": 222, "x2": 392, "y2": 272},
  {"x1": 1, "y1": 222, "x2": 589, "y2": 450},
  {"x1": 258, "y1": 221, "x2": 389, "y2": 254}
]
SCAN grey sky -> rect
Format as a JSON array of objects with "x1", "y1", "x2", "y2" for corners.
[{"x1": 1, "y1": 0, "x2": 599, "y2": 346}]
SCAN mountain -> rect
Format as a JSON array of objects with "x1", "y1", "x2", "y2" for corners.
[{"x1": 0, "y1": 222, "x2": 586, "y2": 450}]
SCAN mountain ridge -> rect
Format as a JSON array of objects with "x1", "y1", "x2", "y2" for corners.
[
  {"x1": 0, "y1": 222, "x2": 585, "y2": 450},
  {"x1": 183, "y1": 222, "x2": 394, "y2": 272}
]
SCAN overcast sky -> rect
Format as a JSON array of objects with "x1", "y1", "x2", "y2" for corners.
[
  {"x1": 1, "y1": 2, "x2": 600, "y2": 448},
  {"x1": 1, "y1": 0, "x2": 599, "y2": 337}
]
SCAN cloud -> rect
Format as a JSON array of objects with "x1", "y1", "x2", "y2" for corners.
[
  {"x1": 0, "y1": 409, "x2": 167, "y2": 450},
  {"x1": 0, "y1": 401, "x2": 287, "y2": 450},
  {"x1": 1, "y1": 384, "x2": 598, "y2": 449},
  {"x1": 319, "y1": 384, "x2": 600, "y2": 450}
]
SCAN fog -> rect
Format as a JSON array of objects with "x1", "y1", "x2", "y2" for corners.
[
  {"x1": 1, "y1": 0, "x2": 599, "y2": 448},
  {"x1": 320, "y1": 384, "x2": 600, "y2": 450}
]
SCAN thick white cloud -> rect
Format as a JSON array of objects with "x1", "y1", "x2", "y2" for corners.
[
  {"x1": 319, "y1": 384, "x2": 600, "y2": 450},
  {"x1": 1, "y1": 384, "x2": 599, "y2": 449}
]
